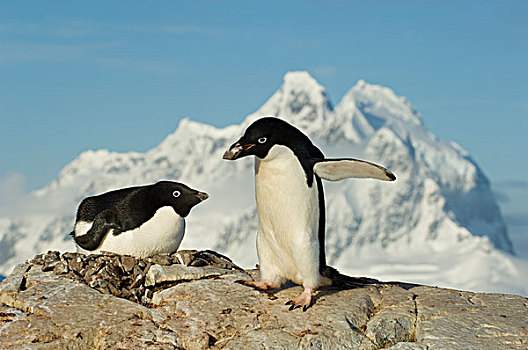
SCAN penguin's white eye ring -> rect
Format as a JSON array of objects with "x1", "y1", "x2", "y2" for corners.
[
  {"x1": 172, "y1": 190, "x2": 181, "y2": 198},
  {"x1": 258, "y1": 137, "x2": 267, "y2": 144}
]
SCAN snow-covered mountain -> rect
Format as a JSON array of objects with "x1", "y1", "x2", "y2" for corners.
[{"x1": 1, "y1": 71, "x2": 526, "y2": 295}]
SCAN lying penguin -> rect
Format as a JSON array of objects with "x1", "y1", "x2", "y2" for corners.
[
  {"x1": 223, "y1": 117, "x2": 395, "y2": 311},
  {"x1": 71, "y1": 181, "x2": 208, "y2": 257}
]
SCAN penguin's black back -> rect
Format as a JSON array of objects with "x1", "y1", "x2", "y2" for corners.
[
  {"x1": 315, "y1": 175, "x2": 328, "y2": 273},
  {"x1": 75, "y1": 185, "x2": 157, "y2": 231}
]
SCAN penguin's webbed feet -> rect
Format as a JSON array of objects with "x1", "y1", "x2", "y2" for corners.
[
  {"x1": 236, "y1": 280, "x2": 278, "y2": 291},
  {"x1": 111, "y1": 227, "x2": 124, "y2": 236},
  {"x1": 286, "y1": 287, "x2": 313, "y2": 312}
]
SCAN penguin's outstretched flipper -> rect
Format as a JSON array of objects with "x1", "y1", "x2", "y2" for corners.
[
  {"x1": 313, "y1": 158, "x2": 396, "y2": 182},
  {"x1": 74, "y1": 210, "x2": 123, "y2": 251}
]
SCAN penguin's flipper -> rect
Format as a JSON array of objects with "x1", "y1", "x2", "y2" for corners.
[
  {"x1": 74, "y1": 210, "x2": 123, "y2": 251},
  {"x1": 313, "y1": 158, "x2": 396, "y2": 182}
]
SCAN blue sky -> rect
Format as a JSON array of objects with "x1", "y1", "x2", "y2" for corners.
[{"x1": 1, "y1": 1, "x2": 527, "y2": 195}]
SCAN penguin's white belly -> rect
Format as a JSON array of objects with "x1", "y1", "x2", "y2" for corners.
[
  {"x1": 75, "y1": 206, "x2": 185, "y2": 257},
  {"x1": 255, "y1": 145, "x2": 320, "y2": 286}
]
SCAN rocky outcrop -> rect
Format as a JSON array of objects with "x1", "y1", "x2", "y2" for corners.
[{"x1": 0, "y1": 251, "x2": 527, "y2": 349}]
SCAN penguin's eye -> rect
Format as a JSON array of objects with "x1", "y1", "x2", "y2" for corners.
[
  {"x1": 172, "y1": 190, "x2": 181, "y2": 198},
  {"x1": 258, "y1": 137, "x2": 267, "y2": 144}
]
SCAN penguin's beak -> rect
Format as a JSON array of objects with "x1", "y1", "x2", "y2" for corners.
[
  {"x1": 223, "y1": 141, "x2": 255, "y2": 160},
  {"x1": 196, "y1": 192, "x2": 209, "y2": 201}
]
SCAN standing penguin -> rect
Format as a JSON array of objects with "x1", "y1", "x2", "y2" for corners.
[
  {"x1": 71, "y1": 181, "x2": 208, "y2": 257},
  {"x1": 223, "y1": 117, "x2": 395, "y2": 310}
]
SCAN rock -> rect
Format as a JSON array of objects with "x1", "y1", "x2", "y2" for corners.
[
  {"x1": 0, "y1": 251, "x2": 527, "y2": 349},
  {"x1": 144, "y1": 264, "x2": 237, "y2": 288},
  {"x1": 120, "y1": 255, "x2": 137, "y2": 272},
  {"x1": 386, "y1": 342, "x2": 428, "y2": 350},
  {"x1": 365, "y1": 286, "x2": 416, "y2": 347},
  {"x1": 148, "y1": 254, "x2": 174, "y2": 266}
]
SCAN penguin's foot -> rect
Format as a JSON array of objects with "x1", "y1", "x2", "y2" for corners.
[
  {"x1": 111, "y1": 227, "x2": 124, "y2": 236},
  {"x1": 285, "y1": 287, "x2": 312, "y2": 312},
  {"x1": 237, "y1": 280, "x2": 278, "y2": 291}
]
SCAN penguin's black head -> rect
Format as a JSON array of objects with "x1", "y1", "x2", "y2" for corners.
[
  {"x1": 223, "y1": 117, "x2": 312, "y2": 160},
  {"x1": 151, "y1": 181, "x2": 209, "y2": 217}
]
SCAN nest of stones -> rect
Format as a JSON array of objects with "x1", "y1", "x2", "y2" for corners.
[{"x1": 30, "y1": 250, "x2": 243, "y2": 306}]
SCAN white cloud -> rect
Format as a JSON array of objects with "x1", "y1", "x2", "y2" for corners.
[
  {"x1": 492, "y1": 180, "x2": 528, "y2": 211},
  {"x1": 159, "y1": 24, "x2": 208, "y2": 34},
  {"x1": 0, "y1": 172, "x2": 27, "y2": 211},
  {"x1": 0, "y1": 20, "x2": 99, "y2": 37},
  {"x1": 0, "y1": 43, "x2": 120, "y2": 66},
  {"x1": 492, "y1": 179, "x2": 528, "y2": 258},
  {"x1": 0, "y1": 172, "x2": 75, "y2": 218},
  {"x1": 3, "y1": 19, "x2": 225, "y2": 39},
  {"x1": 0, "y1": 42, "x2": 185, "y2": 75},
  {"x1": 91, "y1": 56, "x2": 185, "y2": 75}
]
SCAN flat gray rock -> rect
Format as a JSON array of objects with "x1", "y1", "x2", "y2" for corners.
[
  {"x1": 145, "y1": 264, "x2": 234, "y2": 287},
  {"x1": 1, "y1": 251, "x2": 527, "y2": 349}
]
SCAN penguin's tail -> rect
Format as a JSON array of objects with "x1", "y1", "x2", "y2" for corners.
[{"x1": 321, "y1": 265, "x2": 379, "y2": 289}]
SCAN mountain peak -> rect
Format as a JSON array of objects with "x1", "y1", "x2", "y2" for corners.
[
  {"x1": 244, "y1": 71, "x2": 333, "y2": 135},
  {"x1": 336, "y1": 79, "x2": 423, "y2": 129},
  {"x1": 282, "y1": 71, "x2": 325, "y2": 91},
  {"x1": 355, "y1": 79, "x2": 367, "y2": 88}
]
